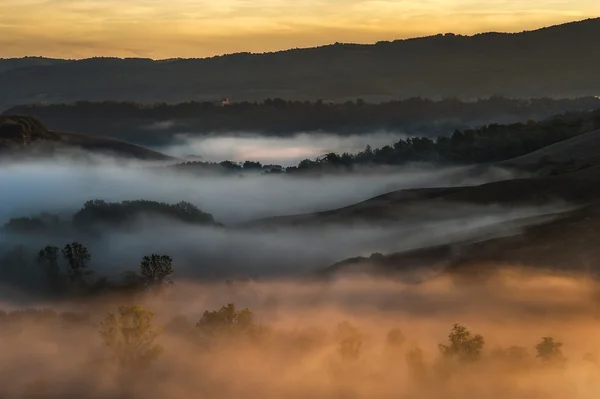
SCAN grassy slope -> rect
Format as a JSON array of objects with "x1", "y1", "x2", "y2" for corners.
[
  {"x1": 500, "y1": 129, "x2": 600, "y2": 167},
  {"x1": 318, "y1": 203, "x2": 600, "y2": 277},
  {"x1": 249, "y1": 164, "x2": 600, "y2": 229},
  {"x1": 247, "y1": 140, "x2": 600, "y2": 274}
]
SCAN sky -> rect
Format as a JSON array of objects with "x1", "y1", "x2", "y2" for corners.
[{"x1": 0, "y1": 0, "x2": 598, "y2": 59}]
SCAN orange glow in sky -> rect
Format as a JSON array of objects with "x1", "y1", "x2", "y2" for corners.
[{"x1": 0, "y1": 0, "x2": 598, "y2": 59}]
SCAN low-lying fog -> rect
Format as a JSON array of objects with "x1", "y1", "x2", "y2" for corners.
[
  {"x1": 4, "y1": 203, "x2": 564, "y2": 281},
  {"x1": 2, "y1": 270, "x2": 600, "y2": 398},
  {"x1": 0, "y1": 155, "x2": 567, "y2": 283},
  {"x1": 155, "y1": 132, "x2": 412, "y2": 165},
  {"x1": 0, "y1": 158, "x2": 520, "y2": 224},
  {"x1": 1, "y1": 148, "x2": 595, "y2": 398}
]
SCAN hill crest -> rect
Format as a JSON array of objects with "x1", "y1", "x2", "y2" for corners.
[
  {"x1": 1, "y1": 18, "x2": 599, "y2": 104},
  {"x1": 1, "y1": 17, "x2": 599, "y2": 63}
]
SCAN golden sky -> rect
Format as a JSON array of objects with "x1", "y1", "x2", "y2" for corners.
[{"x1": 0, "y1": 0, "x2": 598, "y2": 59}]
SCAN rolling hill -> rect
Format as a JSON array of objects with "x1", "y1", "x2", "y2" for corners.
[
  {"x1": 55, "y1": 131, "x2": 175, "y2": 161},
  {"x1": 4, "y1": 97, "x2": 600, "y2": 146},
  {"x1": 248, "y1": 164, "x2": 600, "y2": 229},
  {"x1": 242, "y1": 131, "x2": 600, "y2": 276},
  {"x1": 320, "y1": 203, "x2": 600, "y2": 279},
  {"x1": 1, "y1": 18, "x2": 600, "y2": 105},
  {"x1": 0, "y1": 115, "x2": 174, "y2": 161},
  {"x1": 501, "y1": 129, "x2": 600, "y2": 168},
  {"x1": 309, "y1": 161, "x2": 600, "y2": 277}
]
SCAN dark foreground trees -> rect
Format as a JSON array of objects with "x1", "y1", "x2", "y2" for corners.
[
  {"x1": 139, "y1": 255, "x2": 174, "y2": 289},
  {"x1": 34, "y1": 241, "x2": 177, "y2": 297},
  {"x1": 62, "y1": 242, "x2": 92, "y2": 284}
]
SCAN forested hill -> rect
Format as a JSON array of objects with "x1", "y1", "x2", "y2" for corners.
[
  {"x1": 166, "y1": 109, "x2": 600, "y2": 175},
  {"x1": 5, "y1": 97, "x2": 600, "y2": 146},
  {"x1": 1, "y1": 18, "x2": 600, "y2": 105}
]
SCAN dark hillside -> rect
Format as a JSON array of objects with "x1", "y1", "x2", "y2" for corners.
[
  {"x1": 0, "y1": 115, "x2": 174, "y2": 161},
  {"x1": 5, "y1": 97, "x2": 600, "y2": 144},
  {"x1": 1, "y1": 18, "x2": 599, "y2": 104}
]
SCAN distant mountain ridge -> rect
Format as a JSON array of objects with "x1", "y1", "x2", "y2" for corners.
[{"x1": 1, "y1": 18, "x2": 599, "y2": 105}]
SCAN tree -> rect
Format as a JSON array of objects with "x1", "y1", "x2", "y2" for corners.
[
  {"x1": 62, "y1": 242, "x2": 91, "y2": 284},
  {"x1": 335, "y1": 321, "x2": 362, "y2": 361},
  {"x1": 196, "y1": 303, "x2": 256, "y2": 340},
  {"x1": 37, "y1": 245, "x2": 60, "y2": 287},
  {"x1": 99, "y1": 305, "x2": 163, "y2": 370},
  {"x1": 139, "y1": 254, "x2": 174, "y2": 289},
  {"x1": 242, "y1": 160, "x2": 262, "y2": 170},
  {"x1": 535, "y1": 337, "x2": 566, "y2": 365},
  {"x1": 439, "y1": 324, "x2": 485, "y2": 363}
]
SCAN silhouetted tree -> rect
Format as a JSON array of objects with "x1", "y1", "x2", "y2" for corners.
[
  {"x1": 62, "y1": 242, "x2": 91, "y2": 284},
  {"x1": 242, "y1": 160, "x2": 262, "y2": 170},
  {"x1": 536, "y1": 337, "x2": 566, "y2": 366},
  {"x1": 139, "y1": 254, "x2": 174, "y2": 289},
  {"x1": 439, "y1": 324, "x2": 485, "y2": 363}
]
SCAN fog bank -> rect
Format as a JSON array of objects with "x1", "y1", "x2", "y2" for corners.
[
  {"x1": 0, "y1": 158, "x2": 521, "y2": 225},
  {"x1": 1, "y1": 270, "x2": 600, "y2": 398},
  {"x1": 156, "y1": 131, "x2": 412, "y2": 165}
]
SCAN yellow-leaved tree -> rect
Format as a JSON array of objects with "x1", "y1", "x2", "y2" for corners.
[{"x1": 99, "y1": 305, "x2": 163, "y2": 370}]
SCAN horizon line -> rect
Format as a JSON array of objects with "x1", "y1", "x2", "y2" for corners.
[{"x1": 1, "y1": 16, "x2": 597, "y2": 63}]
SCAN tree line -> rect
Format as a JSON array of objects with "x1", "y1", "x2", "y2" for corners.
[
  {"x1": 3, "y1": 199, "x2": 220, "y2": 235},
  {"x1": 34, "y1": 241, "x2": 174, "y2": 296},
  {"x1": 165, "y1": 109, "x2": 600, "y2": 175},
  {"x1": 0, "y1": 199, "x2": 218, "y2": 294},
  {"x1": 0, "y1": 301, "x2": 583, "y2": 392}
]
